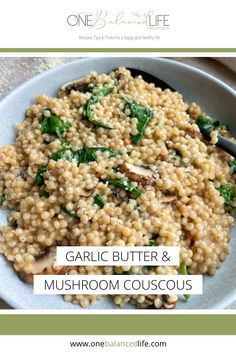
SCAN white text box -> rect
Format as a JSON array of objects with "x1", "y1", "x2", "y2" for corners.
[
  {"x1": 56, "y1": 246, "x2": 179, "y2": 266},
  {"x1": 34, "y1": 275, "x2": 202, "y2": 295}
]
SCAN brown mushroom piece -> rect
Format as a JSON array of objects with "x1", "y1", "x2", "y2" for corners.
[
  {"x1": 18, "y1": 271, "x2": 34, "y2": 284},
  {"x1": 79, "y1": 188, "x2": 95, "y2": 197},
  {"x1": 59, "y1": 77, "x2": 89, "y2": 96},
  {"x1": 136, "y1": 294, "x2": 178, "y2": 309},
  {"x1": 162, "y1": 294, "x2": 178, "y2": 309},
  {"x1": 109, "y1": 189, "x2": 129, "y2": 205},
  {"x1": 113, "y1": 72, "x2": 127, "y2": 91},
  {"x1": 18, "y1": 247, "x2": 66, "y2": 284},
  {"x1": 142, "y1": 295, "x2": 157, "y2": 307},
  {"x1": 185, "y1": 126, "x2": 204, "y2": 141},
  {"x1": 119, "y1": 162, "x2": 157, "y2": 185}
]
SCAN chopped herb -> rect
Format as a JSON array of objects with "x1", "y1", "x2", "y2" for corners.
[
  {"x1": 196, "y1": 116, "x2": 213, "y2": 130},
  {"x1": 179, "y1": 262, "x2": 188, "y2": 276},
  {"x1": 35, "y1": 167, "x2": 47, "y2": 186},
  {"x1": 228, "y1": 159, "x2": 236, "y2": 174},
  {"x1": 124, "y1": 96, "x2": 153, "y2": 144},
  {"x1": 107, "y1": 178, "x2": 142, "y2": 199},
  {"x1": 224, "y1": 205, "x2": 236, "y2": 213},
  {"x1": 43, "y1": 140, "x2": 51, "y2": 145},
  {"x1": 213, "y1": 120, "x2": 229, "y2": 131},
  {"x1": 147, "y1": 234, "x2": 159, "y2": 246},
  {"x1": 75, "y1": 147, "x2": 118, "y2": 164},
  {"x1": 93, "y1": 193, "x2": 104, "y2": 209},
  {"x1": 178, "y1": 261, "x2": 190, "y2": 300},
  {"x1": 112, "y1": 166, "x2": 121, "y2": 173},
  {"x1": 112, "y1": 77, "x2": 119, "y2": 86},
  {"x1": 196, "y1": 115, "x2": 229, "y2": 132},
  {"x1": 41, "y1": 109, "x2": 71, "y2": 138},
  {"x1": 51, "y1": 149, "x2": 72, "y2": 161},
  {"x1": 16, "y1": 170, "x2": 27, "y2": 180},
  {"x1": 216, "y1": 185, "x2": 234, "y2": 205},
  {"x1": 122, "y1": 271, "x2": 133, "y2": 275},
  {"x1": 80, "y1": 84, "x2": 95, "y2": 94},
  {"x1": 52, "y1": 147, "x2": 119, "y2": 165},
  {"x1": 61, "y1": 206, "x2": 79, "y2": 219},
  {"x1": 146, "y1": 266, "x2": 153, "y2": 272},
  {"x1": 216, "y1": 184, "x2": 236, "y2": 212},
  {"x1": 61, "y1": 141, "x2": 70, "y2": 149},
  {"x1": 83, "y1": 86, "x2": 114, "y2": 129},
  {"x1": 40, "y1": 189, "x2": 50, "y2": 198},
  {"x1": 149, "y1": 239, "x2": 156, "y2": 246},
  {"x1": 0, "y1": 195, "x2": 5, "y2": 208}
]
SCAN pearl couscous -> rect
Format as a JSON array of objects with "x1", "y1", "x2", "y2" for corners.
[{"x1": 0, "y1": 67, "x2": 235, "y2": 309}]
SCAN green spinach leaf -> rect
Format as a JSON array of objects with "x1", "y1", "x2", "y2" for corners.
[
  {"x1": 35, "y1": 167, "x2": 47, "y2": 186},
  {"x1": 196, "y1": 115, "x2": 229, "y2": 132},
  {"x1": 40, "y1": 189, "x2": 50, "y2": 198},
  {"x1": 84, "y1": 86, "x2": 114, "y2": 129},
  {"x1": 93, "y1": 193, "x2": 104, "y2": 209},
  {"x1": 41, "y1": 109, "x2": 71, "y2": 138},
  {"x1": 106, "y1": 178, "x2": 142, "y2": 199},
  {"x1": 228, "y1": 159, "x2": 236, "y2": 174},
  {"x1": 61, "y1": 206, "x2": 79, "y2": 219},
  {"x1": 178, "y1": 261, "x2": 190, "y2": 299},
  {"x1": 216, "y1": 184, "x2": 236, "y2": 212},
  {"x1": 52, "y1": 147, "x2": 119, "y2": 165},
  {"x1": 124, "y1": 96, "x2": 153, "y2": 144}
]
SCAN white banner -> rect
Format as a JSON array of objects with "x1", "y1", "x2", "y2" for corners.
[
  {"x1": 0, "y1": 0, "x2": 235, "y2": 48},
  {"x1": 0, "y1": 336, "x2": 235, "y2": 354},
  {"x1": 56, "y1": 247, "x2": 179, "y2": 266},
  {"x1": 34, "y1": 275, "x2": 202, "y2": 295}
]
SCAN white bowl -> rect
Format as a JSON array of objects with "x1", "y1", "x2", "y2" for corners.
[{"x1": 0, "y1": 57, "x2": 236, "y2": 309}]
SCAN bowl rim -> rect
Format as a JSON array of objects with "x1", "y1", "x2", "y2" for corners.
[
  {"x1": 1, "y1": 57, "x2": 236, "y2": 108},
  {"x1": 0, "y1": 56, "x2": 236, "y2": 310}
]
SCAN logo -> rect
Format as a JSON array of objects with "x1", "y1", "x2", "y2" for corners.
[{"x1": 67, "y1": 10, "x2": 171, "y2": 30}]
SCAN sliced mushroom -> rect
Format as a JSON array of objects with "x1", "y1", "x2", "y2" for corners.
[
  {"x1": 113, "y1": 72, "x2": 127, "y2": 91},
  {"x1": 18, "y1": 247, "x2": 67, "y2": 284},
  {"x1": 16, "y1": 170, "x2": 27, "y2": 180},
  {"x1": 119, "y1": 162, "x2": 157, "y2": 185},
  {"x1": 19, "y1": 271, "x2": 34, "y2": 284},
  {"x1": 59, "y1": 77, "x2": 89, "y2": 96},
  {"x1": 107, "y1": 188, "x2": 129, "y2": 206},
  {"x1": 162, "y1": 294, "x2": 178, "y2": 309},
  {"x1": 79, "y1": 188, "x2": 95, "y2": 197},
  {"x1": 163, "y1": 303, "x2": 177, "y2": 309},
  {"x1": 30, "y1": 247, "x2": 56, "y2": 274},
  {"x1": 136, "y1": 294, "x2": 178, "y2": 309},
  {"x1": 143, "y1": 295, "x2": 156, "y2": 306},
  {"x1": 185, "y1": 127, "x2": 203, "y2": 141}
]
